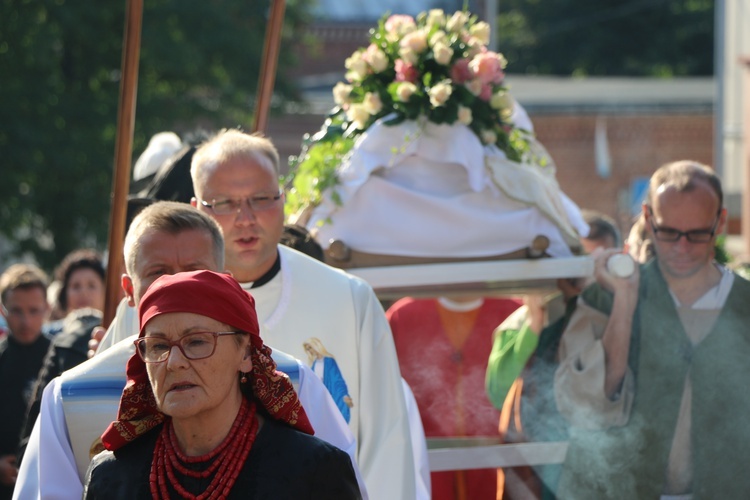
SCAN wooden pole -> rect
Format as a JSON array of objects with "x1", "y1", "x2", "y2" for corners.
[
  {"x1": 741, "y1": 56, "x2": 750, "y2": 259},
  {"x1": 252, "y1": 0, "x2": 286, "y2": 134},
  {"x1": 103, "y1": 0, "x2": 144, "y2": 328}
]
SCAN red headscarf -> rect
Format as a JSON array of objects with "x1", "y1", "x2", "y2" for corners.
[{"x1": 101, "y1": 270, "x2": 313, "y2": 451}]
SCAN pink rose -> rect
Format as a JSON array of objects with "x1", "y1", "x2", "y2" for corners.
[
  {"x1": 465, "y1": 78, "x2": 482, "y2": 96},
  {"x1": 450, "y1": 59, "x2": 472, "y2": 84},
  {"x1": 479, "y1": 83, "x2": 493, "y2": 101},
  {"x1": 470, "y1": 52, "x2": 504, "y2": 84},
  {"x1": 395, "y1": 59, "x2": 419, "y2": 83}
]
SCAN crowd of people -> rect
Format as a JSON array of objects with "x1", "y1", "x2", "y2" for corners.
[{"x1": 1, "y1": 125, "x2": 747, "y2": 500}]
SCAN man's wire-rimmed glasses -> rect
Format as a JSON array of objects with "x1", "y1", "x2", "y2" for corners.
[{"x1": 200, "y1": 192, "x2": 282, "y2": 215}]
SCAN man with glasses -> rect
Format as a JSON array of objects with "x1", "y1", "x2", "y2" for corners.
[
  {"x1": 185, "y1": 129, "x2": 415, "y2": 500},
  {"x1": 553, "y1": 160, "x2": 750, "y2": 498}
]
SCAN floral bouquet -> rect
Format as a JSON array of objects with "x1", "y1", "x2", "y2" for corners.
[{"x1": 285, "y1": 9, "x2": 539, "y2": 218}]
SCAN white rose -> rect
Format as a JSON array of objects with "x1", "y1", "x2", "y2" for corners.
[
  {"x1": 464, "y1": 36, "x2": 483, "y2": 58},
  {"x1": 400, "y1": 30, "x2": 428, "y2": 54},
  {"x1": 362, "y1": 92, "x2": 383, "y2": 115},
  {"x1": 465, "y1": 78, "x2": 482, "y2": 96},
  {"x1": 490, "y1": 91, "x2": 512, "y2": 111},
  {"x1": 457, "y1": 105, "x2": 473, "y2": 125},
  {"x1": 470, "y1": 21, "x2": 491, "y2": 45},
  {"x1": 396, "y1": 82, "x2": 418, "y2": 102},
  {"x1": 367, "y1": 47, "x2": 389, "y2": 73},
  {"x1": 429, "y1": 31, "x2": 448, "y2": 48},
  {"x1": 481, "y1": 129, "x2": 497, "y2": 145},
  {"x1": 332, "y1": 82, "x2": 353, "y2": 105},
  {"x1": 346, "y1": 103, "x2": 370, "y2": 129},
  {"x1": 446, "y1": 11, "x2": 469, "y2": 33},
  {"x1": 497, "y1": 52, "x2": 508, "y2": 70},
  {"x1": 433, "y1": 42, "x2": 454, "y2": 66},
  {"x1": 345, "y1": 51, "x2": 369, "y2": 81},
  {"x1": 426, "y1": 9, "x2": 446, "y2": 28},
  {"x1": 429, "y1": 81, "x2": 453, "y2": 107},
  {"x1": 398, "y1": 46, "x2": 419, "y2": 65}
]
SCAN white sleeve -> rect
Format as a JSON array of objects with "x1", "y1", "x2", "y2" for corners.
[
  {"x1": 96, "y1": 299, "x2": 136, "y2": 354},
  {"x1": 402, "y1": 379, "x2": 431, "y2": 500},
  {"x1": 353, "y1": 281, "x2": 417, "y2": 500},
  {"x1": 14, "y1": 378, "x2": 82, "y2": 500},
  {"x1": 296, "y1": 362, "x2": 369, "y2": 499}
]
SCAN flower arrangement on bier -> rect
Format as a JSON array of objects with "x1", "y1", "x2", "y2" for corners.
[{"x1": 285, "y1": 9, "x2": 538, "y2": 219}]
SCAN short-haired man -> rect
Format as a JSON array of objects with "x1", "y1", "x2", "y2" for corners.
[
  {"x1": 554, "y1": 161, "x2": 750, "y2": 498},
  {"x1": 188, "y1": 129, "x2": 415, "y2": 499},
  {"x1": 0, "y1": 264, "x2": 50, "y2": 499},
  {"x1": 14, "y1": 202, "x2": 360, "y2": 499}
]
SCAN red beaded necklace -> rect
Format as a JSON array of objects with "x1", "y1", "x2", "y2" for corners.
[{"x1": 149, "y1": 398, "x2": 258, "y2": 500}]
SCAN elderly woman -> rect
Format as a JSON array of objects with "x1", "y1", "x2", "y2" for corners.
[{"x1": 83, "y1": 270, "x2": 360, "y2": 499}]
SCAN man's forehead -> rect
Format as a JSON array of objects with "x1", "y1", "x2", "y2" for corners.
[
  {"x1": 137, "y1": 230, "x2": 219, "y2": 268},
  {"x1": 4, "y1": 286, "x2": 47, "y2": 305},
  {"x1": 653, "y1": 181, "x2": 719, "y2": 211},
  {"x1": 198, "y1": 154, "x2": 276, "y2": 188}
]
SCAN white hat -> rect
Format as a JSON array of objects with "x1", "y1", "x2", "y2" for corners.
[{"x1": 133, "y1": 132, "x2": 182, "y2": 181}]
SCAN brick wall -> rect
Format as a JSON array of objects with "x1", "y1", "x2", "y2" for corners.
[{"x1": 532, "y1": 113, "x2": 715, "y2": 232}]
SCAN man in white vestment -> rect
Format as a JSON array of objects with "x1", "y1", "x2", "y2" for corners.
[
  {"x1": 97, "y1": 130, "x2": 415, "y2": 499},
  {"x1": 190, "y1": 130, "x2": 415, "y2": 500},
  {"x1": 14, "y1": 202, "x2": 362, "y2": 499}
]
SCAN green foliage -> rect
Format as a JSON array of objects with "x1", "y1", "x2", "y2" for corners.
[
  {"x1": 284, "y1": 116, "x2": 355, "y2": 219},
  {"x1": 714, "y1": 234, "x2": 730, "y2": 266},
  {"x1": 496, "y1": 0, "x2": 714, "y2": 77},
  {"x1": 0, "y1": 0, "x2": 312, "y2": 271}
]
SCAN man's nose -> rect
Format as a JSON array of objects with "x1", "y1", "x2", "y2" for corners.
[
  {"x1": 673, "y1": 234, "x2": 693, "y2": 251},
  {"x1": 234, "y1": 199, "x2": 257, "y2": 224}
]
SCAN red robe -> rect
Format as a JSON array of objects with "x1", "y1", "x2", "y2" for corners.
[{"x1": 387, "y1": 297, "x2": 521, "y2": 500}]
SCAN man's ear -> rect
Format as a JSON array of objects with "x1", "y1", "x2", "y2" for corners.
[
  {"x1": 122, "y1": 274, "x2": 136, "y2": 307},
  {"x1": 717, "y1": 207, "x2": 728, "y2": 235}
]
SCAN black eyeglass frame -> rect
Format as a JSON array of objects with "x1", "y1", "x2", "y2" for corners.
[
  {"x1": 200, "y1": 192, "x2": 282, "y2": 215},
  {"x1": 134, "y1": 331, "x2": 243, "y2": 363},
  {"x1": 646, "y1": 207, "x2": 721, "y2": 244}
]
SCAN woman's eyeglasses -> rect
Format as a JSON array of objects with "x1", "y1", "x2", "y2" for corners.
[{"x1": 134, "y1": 331, "x2": 243, "y2": 363}]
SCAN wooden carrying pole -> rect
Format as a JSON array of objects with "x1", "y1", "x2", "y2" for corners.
[
  {"x1": 252, "y1": 0, "x2": 286, "y2": 134},
  {"x1": 103, "y1": 0, "x2": 144, "y2": 328}
]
